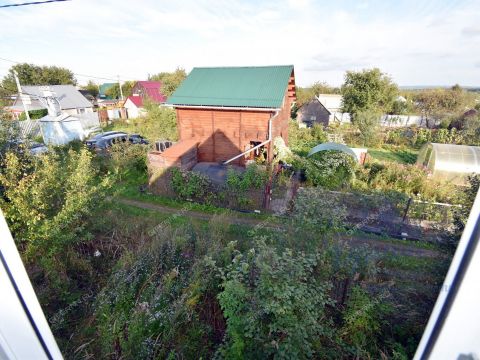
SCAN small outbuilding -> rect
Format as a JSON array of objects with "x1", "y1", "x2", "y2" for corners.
[
  {"x1": 297, "y1": 94, "x2": 350, "y2": 127},
  {"x1": 149, "y1": 65, "x2": 296, "y2": 172},
  {"x1": 123, "y1": 96, "x2": 145, "y2": 119},
  {"x1": 417, "y1": 143, "x2": 480, "y2": 184},
  {"x1": 40, "y1": 113, "x2": 85, "y2": 146}
]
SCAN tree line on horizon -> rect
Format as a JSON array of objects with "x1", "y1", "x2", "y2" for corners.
[{"x1": 0, "y1": 62, "x2": 187, "y2": 105}]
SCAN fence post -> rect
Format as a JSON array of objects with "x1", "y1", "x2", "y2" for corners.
[{"x1": 402, "y1": 197, "x2": 413, "y2": 223}]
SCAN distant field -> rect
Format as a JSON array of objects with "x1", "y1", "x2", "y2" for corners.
[{"x1": 368, "y1": 147, "x2": 419, "y2": 164}]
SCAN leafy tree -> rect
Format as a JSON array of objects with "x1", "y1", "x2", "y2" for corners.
[
  {"x1": 19, "y1": 108, "x2": 48, "y2": 120},
  {"x1": 295, "y1": 81, "x2": 339, "y2": 108},
  {"x1": 82, "y1": 80, "x2": 99, "y2": 98},
  {"x1": 149, "y1": 67, "x2": 187, "y2": 96},
  {"x1": 143, "y1": 99, "x2": 178, "y2": 140},
  {"x1": 217, "y1": 241, "x2": 334, "y2": 359},
  {"x1": 0, "y1": 148, "x2": 110, "y2": 291},
  {"x1": 105, "y1": 80, "x2": 134, "y2": 100},
  {"x1": 341, "y1": 68, "x2": 399, "y2": 117},
  {"x1": 414, "y1": 87, "x2": 474, "y2": 127},
  {"x1": 354, "y1": 108, "x2": 383, "y2": 146},
  {"x1": 0, "y1": 116, "x2": 20, "y2": 161},
  {"x1": 1, "y1": 63, "x2": 76, "y2": 94}
]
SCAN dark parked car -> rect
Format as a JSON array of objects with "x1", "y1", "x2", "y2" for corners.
[
  {"x1": 1, "y1": 140, "x2": 48, "y2": 157},
  {"x1": 85, "y1": 131, "x2": 127, "y2": 149},
  {"x1": 128, "y1": 134, "x2": 149, "y2": 145},
  {"x1": 85, "y1": 132, "x2": 149, "y2": 150}
]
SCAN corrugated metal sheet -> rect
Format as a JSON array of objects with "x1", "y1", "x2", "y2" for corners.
[
  {"x1": 166, "y1": 65, "x2": 294, "y2": 109},
  {"x1": 18, "y1": 119, "x2": 41, "y2": 138}
]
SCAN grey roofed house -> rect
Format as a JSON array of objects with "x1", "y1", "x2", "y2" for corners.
[
  {"x1": 10, "y1": 85, "x2": 94, "y2": 115},
  {"x1": 296, "y1": 97, "x2": 331, "y2": 127},
  {"x1": 297, "y1": 94, "x2": 351, "y2": 127}
]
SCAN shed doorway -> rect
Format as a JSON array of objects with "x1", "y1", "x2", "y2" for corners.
[{"x1": 247, "y1": 141, "x2": 267, "y2": 163}]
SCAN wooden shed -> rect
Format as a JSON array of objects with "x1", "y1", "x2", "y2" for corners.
[{"x1": 149, "y1": 65, "x2": 296, "y2": 171}]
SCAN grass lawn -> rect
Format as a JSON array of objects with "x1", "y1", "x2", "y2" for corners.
[{"x1": 368, "y1": 146, "x2": 419, "y2": 164}]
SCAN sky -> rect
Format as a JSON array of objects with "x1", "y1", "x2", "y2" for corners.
[{"x1": 0, "y1": 0, "x2": 479, "y2": 87}]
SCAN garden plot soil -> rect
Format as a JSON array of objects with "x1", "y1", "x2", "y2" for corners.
[{"x1": 119, "y1": 197, "x2": 444, "y2": 259}]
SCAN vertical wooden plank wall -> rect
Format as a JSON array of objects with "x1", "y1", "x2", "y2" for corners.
[{"x1": 175, "y1": 70, "x2": 296, "y2": 165}]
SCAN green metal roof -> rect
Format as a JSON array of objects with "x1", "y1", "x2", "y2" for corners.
[
  {"x1": 166, "y1": 65, "x2": 294, "y2": 109},
  {"x1": 98, "y1": 83, "x2": 116, "y2": 99}
]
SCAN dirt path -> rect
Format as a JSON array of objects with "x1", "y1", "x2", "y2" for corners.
[
  {"x1": 118, "y1": 198, "x2": 268, "y2": 227},
  {"x1": 341, "y1": 235, "x2": 441, "y2": 258},
  {"x1": 118, "y1": 198, "x2": 442, "y2": 258}
]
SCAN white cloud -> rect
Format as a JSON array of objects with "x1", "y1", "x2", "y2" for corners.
[{"x1": 0, "y1": 0, "x2": 478, "y2": 87}]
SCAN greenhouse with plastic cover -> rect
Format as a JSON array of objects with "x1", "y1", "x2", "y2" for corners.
[{"x1": 417, "y1": 143, "x2": 480, "y2": 184}]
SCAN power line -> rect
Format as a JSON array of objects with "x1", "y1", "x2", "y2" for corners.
[
  {"x1": 0, "y1": 56, "x2": 136, "y2": 82},
  {"x1": 0, "y1": 0, "x2": 70, "y2": 9}
]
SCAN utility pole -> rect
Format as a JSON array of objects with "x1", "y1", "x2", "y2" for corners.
[
  {"x1": 117, "y1": 75, "x2": 124, "y2": 101},
  {"x1": 13, "y1": 70, "x2": 31, "y2": 121}
]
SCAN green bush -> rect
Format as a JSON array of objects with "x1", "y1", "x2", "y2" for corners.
[
  {"x1": 341, "y1": 286, "x2": 391, "y2": 356},
  {"x1": 226, "y1": 163, "x2": 267, "y2": 192},
  {"x1": 288, "y1": 121, "x2": 327, "y2": 155},
  {"x1": 451, "y1": 174, "x2": 480, "y2": 248},
  {"x1": 216, "y1": 241, "x2": 334, "y2": 359},
  {"x1": 224, "y1": 164, "x2": 268, "y2": 208},
  {"x1": 94, "y1": 224, "x2": 212, "y2": 359},
  {"x1": 109, "y1": 103, "x2": 178, "y2": 143},
  {"x1": 19, "y1": 108, "x2": 48, "y2": 120},
  {"x1": 360, "y1": 161, "x2": 457, "y2": 202},
  {"x1": 108, "y1": 142, "x2": 148, "y2": 180},
  {"x1": 171, "y1": 167, "x2": 211, "y2": 200},
  {"x1": 292, "y1": 187, "x2": 347, "y2": 235},
  {"x1": 294, "y1": 151, "x2": 356, "y2": 189},
  {"x1": 0, "y1": 147, "x2": 111, "y2": 293}
]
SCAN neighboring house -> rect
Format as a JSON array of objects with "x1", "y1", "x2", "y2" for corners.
[
  {"x1": 124, "y1": 81, "x2": 167, "y2": 119},
  {"x1": 9, "y1": 85, "x2": 94, "y2": 118},
  {"x1": 296, "y1": 98, "x2": 331, "y2": 127},
  {"x1": 297, "y1": 94, "x2": 350, "y2": 127},
  {"x1": 298, "y1": 93, "x2": 428, "y2": 128},
  {"x1": 123, "y1": 96, "x2": 145, "y2": 118},
  {"x1": 149, "y1": 65, "x2": 296, "y2": 170},
  {"x1": 131, "y1": 81, "x2": 166, "y2": 103}
]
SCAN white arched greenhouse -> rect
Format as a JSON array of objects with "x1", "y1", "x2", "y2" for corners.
[
  {"x1": 417, "y1": 143, "x2": 480, "y2": 184},
  {"x1": 308, "y1": 142, "x2": 368, "y2": 164}
]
